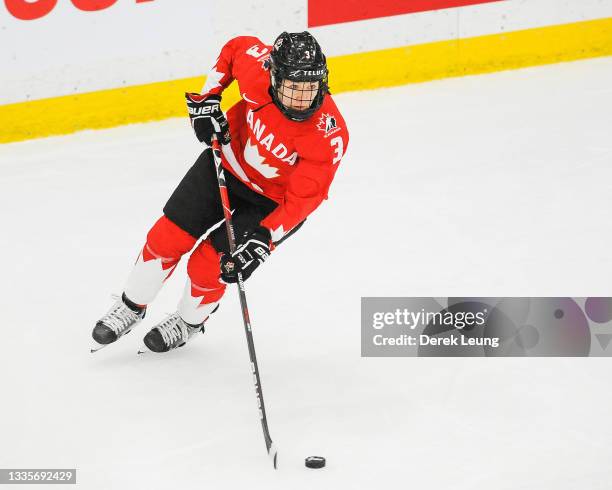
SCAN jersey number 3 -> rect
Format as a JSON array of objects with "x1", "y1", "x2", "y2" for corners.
[{"x1": 330, "y1": 136, "x2": 343, "y2": 165}]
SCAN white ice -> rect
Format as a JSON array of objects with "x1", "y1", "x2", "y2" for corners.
[{"x1": 1, "y1": 57, "x2": 611, "y2": 489}]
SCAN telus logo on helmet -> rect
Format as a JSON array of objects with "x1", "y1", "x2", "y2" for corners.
[{"x1": 289, "y1": 69, "x2": 325, "y2": 77}]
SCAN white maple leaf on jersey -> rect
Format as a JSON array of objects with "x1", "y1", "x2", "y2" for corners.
[
  {"x1": 269, "y1": 224, "x2": 286, "y2": 242},
  {"x1": 202, "y1": 58, "x2": 224, "y2": 93},
  {"x1": 243, "y1": 138, "x2": 279, "y2": 178}
]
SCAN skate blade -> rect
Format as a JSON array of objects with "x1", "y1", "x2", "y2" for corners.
[
  {"x1": 136, "y1": 343, "x2": 188, "y2": 355},
  {"x1": 90, "y1": 340, "x2": 109, "y2": 353},
  {"x1": 137, "y1": 344, "x2": 150, "y2": 355}
]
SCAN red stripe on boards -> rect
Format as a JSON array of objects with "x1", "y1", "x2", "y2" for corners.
[{"x1": 308, "y1": 0, "x2": 503, "y2": 27}]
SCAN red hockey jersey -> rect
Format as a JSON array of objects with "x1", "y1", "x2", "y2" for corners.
[{"x1": 201, "y1": 36, "x2": 349, "y2": 242}]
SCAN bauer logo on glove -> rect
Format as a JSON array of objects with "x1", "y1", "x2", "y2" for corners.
[
  {"x1": 185, "y1": 93, "x2": 231, "y2": 146},
  {"x1": 187, "y1": 104, "x2": 219, "y2": 116}
]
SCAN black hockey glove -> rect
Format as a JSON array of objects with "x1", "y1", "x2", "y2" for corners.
[
  {"x1": 220, "y1": 226, "x2": 271, "y2": 283},
  {"x1": 185, "y1": 93, "x2": 231, "y2": 145}
]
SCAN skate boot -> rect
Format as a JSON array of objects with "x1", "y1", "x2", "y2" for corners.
[
  {"x1": 140, "y1": 312, "x2": 204, "y2": 353},
  {"x1": 91, "y1": 293, "x2": 146, "y2": 352}
]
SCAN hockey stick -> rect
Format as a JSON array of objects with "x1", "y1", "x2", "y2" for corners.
[{"x1": 211, "y1": 136, "x2": 278, "y2": 469}]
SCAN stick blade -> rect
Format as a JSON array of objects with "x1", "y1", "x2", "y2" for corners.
[{"x1": 268, "y1": 443, "x2": 278, "y2": 469}]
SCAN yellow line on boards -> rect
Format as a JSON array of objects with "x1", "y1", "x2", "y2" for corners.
[{"x1": 1, "y1": 17, "x2": 611, "y2": 144}]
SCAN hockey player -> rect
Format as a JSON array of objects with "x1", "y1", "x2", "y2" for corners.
[{"x1": 92, "y1": 31, "x2": 349, "y2": 353}]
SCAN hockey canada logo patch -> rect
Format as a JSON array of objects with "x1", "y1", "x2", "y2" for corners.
[{"x1": 316, "y1": 113, "x2": 340, "y2": 137}]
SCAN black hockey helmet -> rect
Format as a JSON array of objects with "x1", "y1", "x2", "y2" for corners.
[{"x1": 268, "y1": 31, "x2": 328, "y2": 122}]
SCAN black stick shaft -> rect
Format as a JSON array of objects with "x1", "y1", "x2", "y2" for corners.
[{"x1": 211, "y1": 138, "x2": 278, "y2": 469}]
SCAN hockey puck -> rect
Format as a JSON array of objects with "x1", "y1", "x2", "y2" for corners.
[{"x1": 305, "y1": 456, "x2": 326, "y2": 469}]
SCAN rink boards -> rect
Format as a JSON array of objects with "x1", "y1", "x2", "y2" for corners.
[{"x1": 1, "y1": 0, "x2": 611, "y2": 143}]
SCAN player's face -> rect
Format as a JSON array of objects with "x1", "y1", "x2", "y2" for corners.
[{"x1": 277, "y1": 79, "x2": 319, "y2": 111}]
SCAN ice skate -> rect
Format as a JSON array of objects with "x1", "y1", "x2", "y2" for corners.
[
  {"x1": 91, "y1": 293, "x2": 146, "y2": 352},
  {"x1": 138, "y1": 312, "x2": 204, "y2": 354}
]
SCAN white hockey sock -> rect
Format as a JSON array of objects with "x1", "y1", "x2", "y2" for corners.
[
  {"x1": 177, "y1": 279, "x2": 221, "y2": 325},
  {"x1": 123, "y1": 249, "x2": 178, "y2": 305}
]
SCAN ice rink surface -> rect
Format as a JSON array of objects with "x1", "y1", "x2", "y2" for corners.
[{"x1": 1, "y1": 57, "x2": 611, "y2": 489}]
